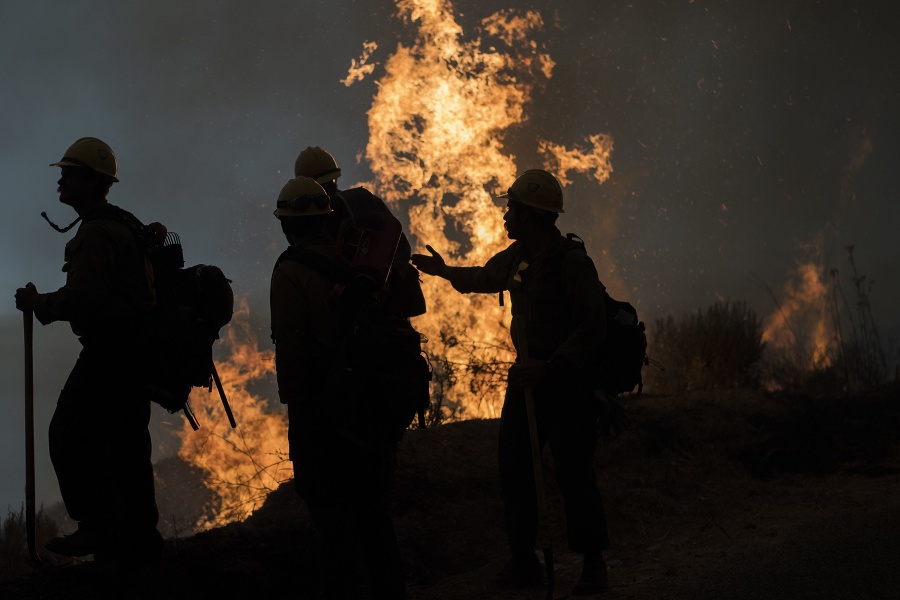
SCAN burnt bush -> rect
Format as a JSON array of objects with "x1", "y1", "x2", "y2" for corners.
[{"x1": 645, "y1": 300, "x2": 764, "y2": 394}]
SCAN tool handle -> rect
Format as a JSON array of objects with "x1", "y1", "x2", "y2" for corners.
[
  {"x1": 516, "y1": 322, "x2": 548, "y2": 517},
  {"x1": 23, "y1": 310, "x2": 41, "y2": 566},
  {"x1": 516, "y1": 319, "x2": 554, "y2": 596},
  {"x1": 211, "y1": 361, "x2": 236, "y2": 429}
]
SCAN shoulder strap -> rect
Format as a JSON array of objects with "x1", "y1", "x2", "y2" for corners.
[
  {"x1": 75, "y1": 205, "x2": 159, "y2": 309},
  {"x1": 543, "y1": 232, "x2": 587, "y2": 265},
  {"x1": 564, "y1": 232, "x2": 587, "y2": 252},
  {"x1": 83, "y1": 204, "x2": 159, "y2": 247},
  {"x1": 82, "y1": 204, "x2": 136, "y2": 226}
]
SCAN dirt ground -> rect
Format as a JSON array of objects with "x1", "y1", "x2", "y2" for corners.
[{"x1": 2, "y1": 388, "x2": 900, "y2": 599}]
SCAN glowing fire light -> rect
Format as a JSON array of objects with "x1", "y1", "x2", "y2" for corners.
[
  {"x1": 176, "y1": 300, "x2": 290, "y2": 530},
  {"x1": 176, "y1": 0, "x2": 616, "y2": 528},
  {"x1": 761, "y1": 240, "x2": 835, "y2": 373},
  {"x1": 354, "y1": 0, "x2": 613, "y2": 418}
]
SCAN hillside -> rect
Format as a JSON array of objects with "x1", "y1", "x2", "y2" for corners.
[{"x1": 2, "y1": 388, "x2": 900, "y2": 599}]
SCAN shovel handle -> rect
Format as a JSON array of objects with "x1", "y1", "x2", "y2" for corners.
[
  {"x1": 23, "y1": 310, "x2": 41, "y2": 566},
  {"x1": 515, "y1": 322, "x2": 546, "y2": 514},
  {"x1": 515, "y1": 319, "x2": 554, "y2": 598}
]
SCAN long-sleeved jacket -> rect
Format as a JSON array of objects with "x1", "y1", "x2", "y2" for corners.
[
  {"x1": 446, "y1": 231, "x2": 607, "y2": 378},
  {"x1": 270, "y1": 234, "x2": 343, "y2": 405},
  {"x1": 33, "y1": 202, "x2": 152, "y2": 338}
]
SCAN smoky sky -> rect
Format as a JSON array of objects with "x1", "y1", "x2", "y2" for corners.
[{"x1": 2, "y1": 0, "x2": 898, "y2": 515}]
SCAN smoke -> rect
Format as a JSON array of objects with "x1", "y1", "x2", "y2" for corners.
[{"x1": 2, "y1": 0, "x2": 899, "y2": 518}]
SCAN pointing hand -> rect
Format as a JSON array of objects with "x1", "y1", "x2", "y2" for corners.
[{"x1": 410, "y1": 245, "x2": 448, "y2": 278}]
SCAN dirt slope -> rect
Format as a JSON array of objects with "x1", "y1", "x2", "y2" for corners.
[{"x1": 2, "y1": 389, "x2": 900, "y2": 599}]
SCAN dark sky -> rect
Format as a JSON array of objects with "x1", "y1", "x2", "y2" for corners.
[{"x1": 2, "y1": 0, "x2": 898, "y2": 516}]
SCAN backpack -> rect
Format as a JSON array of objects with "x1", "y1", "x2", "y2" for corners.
[
  {"x1": 562, "y1": 234, "x2": 649, "y2": 395},
  {"x1": 601, "y1": 290, "x2": 648, "y2": 395},
  {"x1": 335, "y1": 187, "x2": 427, "y2": 318},
  {"x1": 95, "y1": 206, "x2": 236, "y2": 430},
  {"x1": 275, "y1": 245, "x2": 432, "y2": 442}
]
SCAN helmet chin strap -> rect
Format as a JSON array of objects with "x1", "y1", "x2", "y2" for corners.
[{"x1": 40, "y1": 211, "x2": 81, "y2": 233}]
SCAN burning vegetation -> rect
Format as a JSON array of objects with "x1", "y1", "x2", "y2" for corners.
[
  {"x1": 642, "y1": 241, "x2": 893, "y2": 397},
  {"x1": 162, "y1": 0, "x2": 895, "y2": 534},
  {"x1": 1, "y1": 5, "x2": 898, "y2": 596},
  {"x1": 175, "y1": 301, "x2": 289, "y2": 530},
  {"x1": 357, "y1": 0, "x2": 613, "y2": 419},
  {"x1": 760, "y1": 237, "x2": 835, "y2": 375},
  {"x1": 164, "y1": 0, "x2": 620, "y2": 533}
]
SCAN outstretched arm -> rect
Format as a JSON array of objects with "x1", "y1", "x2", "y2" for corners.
[{"x1": 410, "y1": 245, "x2": 450, "y2": 279}]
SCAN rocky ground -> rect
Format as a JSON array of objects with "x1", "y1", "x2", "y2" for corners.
[{"x1": 2, "y1": 388, "x2": 900, "y2": 599}]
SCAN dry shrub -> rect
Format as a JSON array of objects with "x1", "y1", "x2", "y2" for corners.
[
  {"x1": 0, "y1": 506, "x2": 57, "y2": 580},
  {"x1": 426, "y1": 330, "x2": 515, "y2": 425},
  {"x1": 645, "y1": 300, "x2": 764, "y2": 394}
]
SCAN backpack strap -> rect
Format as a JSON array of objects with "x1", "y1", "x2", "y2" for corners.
[
  {"x1": 82, "y1": 204, "x2": 140, "y2": 229},
  {"x1": 75, "y1": 205, "x2": 159, "y2": 309},
  {"x1": 564, "y1": 232, "x2": 587, "y2": 253},
  {"x1": 81, "y1": 205, "x2": 162, "y2": 258},
  {"x1": 541, "y1": 232, "x2": 589, "y2": 274}
]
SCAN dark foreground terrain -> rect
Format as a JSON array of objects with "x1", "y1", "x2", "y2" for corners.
[{"x1": 3, "y1": 388, "x2": 900, "y2": 599}]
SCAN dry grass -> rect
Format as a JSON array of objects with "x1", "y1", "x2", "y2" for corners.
[
  {"x1": 0, "y1": 507, "x2": 57, "y2": 580},
  {"x1": 645, "y1": 300, "x2": 764, "y2": 394}
]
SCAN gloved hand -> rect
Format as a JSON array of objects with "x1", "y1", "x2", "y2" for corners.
[{"x1": 15, "y1": 282, "x2": 38, "y2": 312}]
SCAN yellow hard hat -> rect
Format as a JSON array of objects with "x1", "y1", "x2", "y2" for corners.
[
  {"x1": 500, "y1": 169, "x2": 564, "y2": 213},
  {"x1": 294, "y1": 146, "x2": 341, "y2": 184},
  {"x1": 49, "y1": 137, "x2": 119, "y2": 182},
  {"x1": 274, "y1": 176, "x2": 333, "y2": 217}
]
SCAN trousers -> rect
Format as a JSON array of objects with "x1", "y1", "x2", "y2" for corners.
[
  {"x1": 49, "y1": 336, "x2": 159, "y2": 550},
  {"x1": 499, "y1": 366, "x2": 610, "y2": 557},
  {"x1": 288, "y1": 399, "x2": 406, "y2": 600}
]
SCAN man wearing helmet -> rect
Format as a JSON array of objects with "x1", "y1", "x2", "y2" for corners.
[
  {"x1": 411, "y1": 169, "x2": 611, "y2": 595},
  {"x1": 14, "y1": 138, "x2": 163, "y2": 563},
  {"x1": 270, "y1": 176, "x2": 407, "y2": 599}
]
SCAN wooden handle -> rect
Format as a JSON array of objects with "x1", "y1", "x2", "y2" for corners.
[{"x1": 24, "y1": 310, "x2": 41, "y2": 566}]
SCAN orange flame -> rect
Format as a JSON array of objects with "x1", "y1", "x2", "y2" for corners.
[
  {"x1": 176, "y1": 0, "x2": 617, "y2": 527},
  {"x1": 175, "y1": 300, "x2": 290, "y2": 530},
  {"x1": 762, "y1": 240, "x2": 835, "y2": 372},
  {"x1": 354, "y1": 0, "x2": 613, "y2": 418}
]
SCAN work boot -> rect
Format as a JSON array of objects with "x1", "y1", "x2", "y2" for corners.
[
  {"x1": 45, "y1": 525, "x2": 100, "y2": 557},
  {"x1": 572, "y1": 551, "x2": 608, "y2": 596},
  {"x1": 493, "y1": 551, "x2": 544, "y2": 589}
]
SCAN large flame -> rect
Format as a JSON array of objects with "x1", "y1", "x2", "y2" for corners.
[
  {"x1": 354, "y1": 0, "x2": 613, "y2": 418},
  {"x1": 175, "y1": 0, "x2": 617, "y2": 529},
  {"x1": 176, "y1": 300, "x2": 290, "y2": 530}
]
